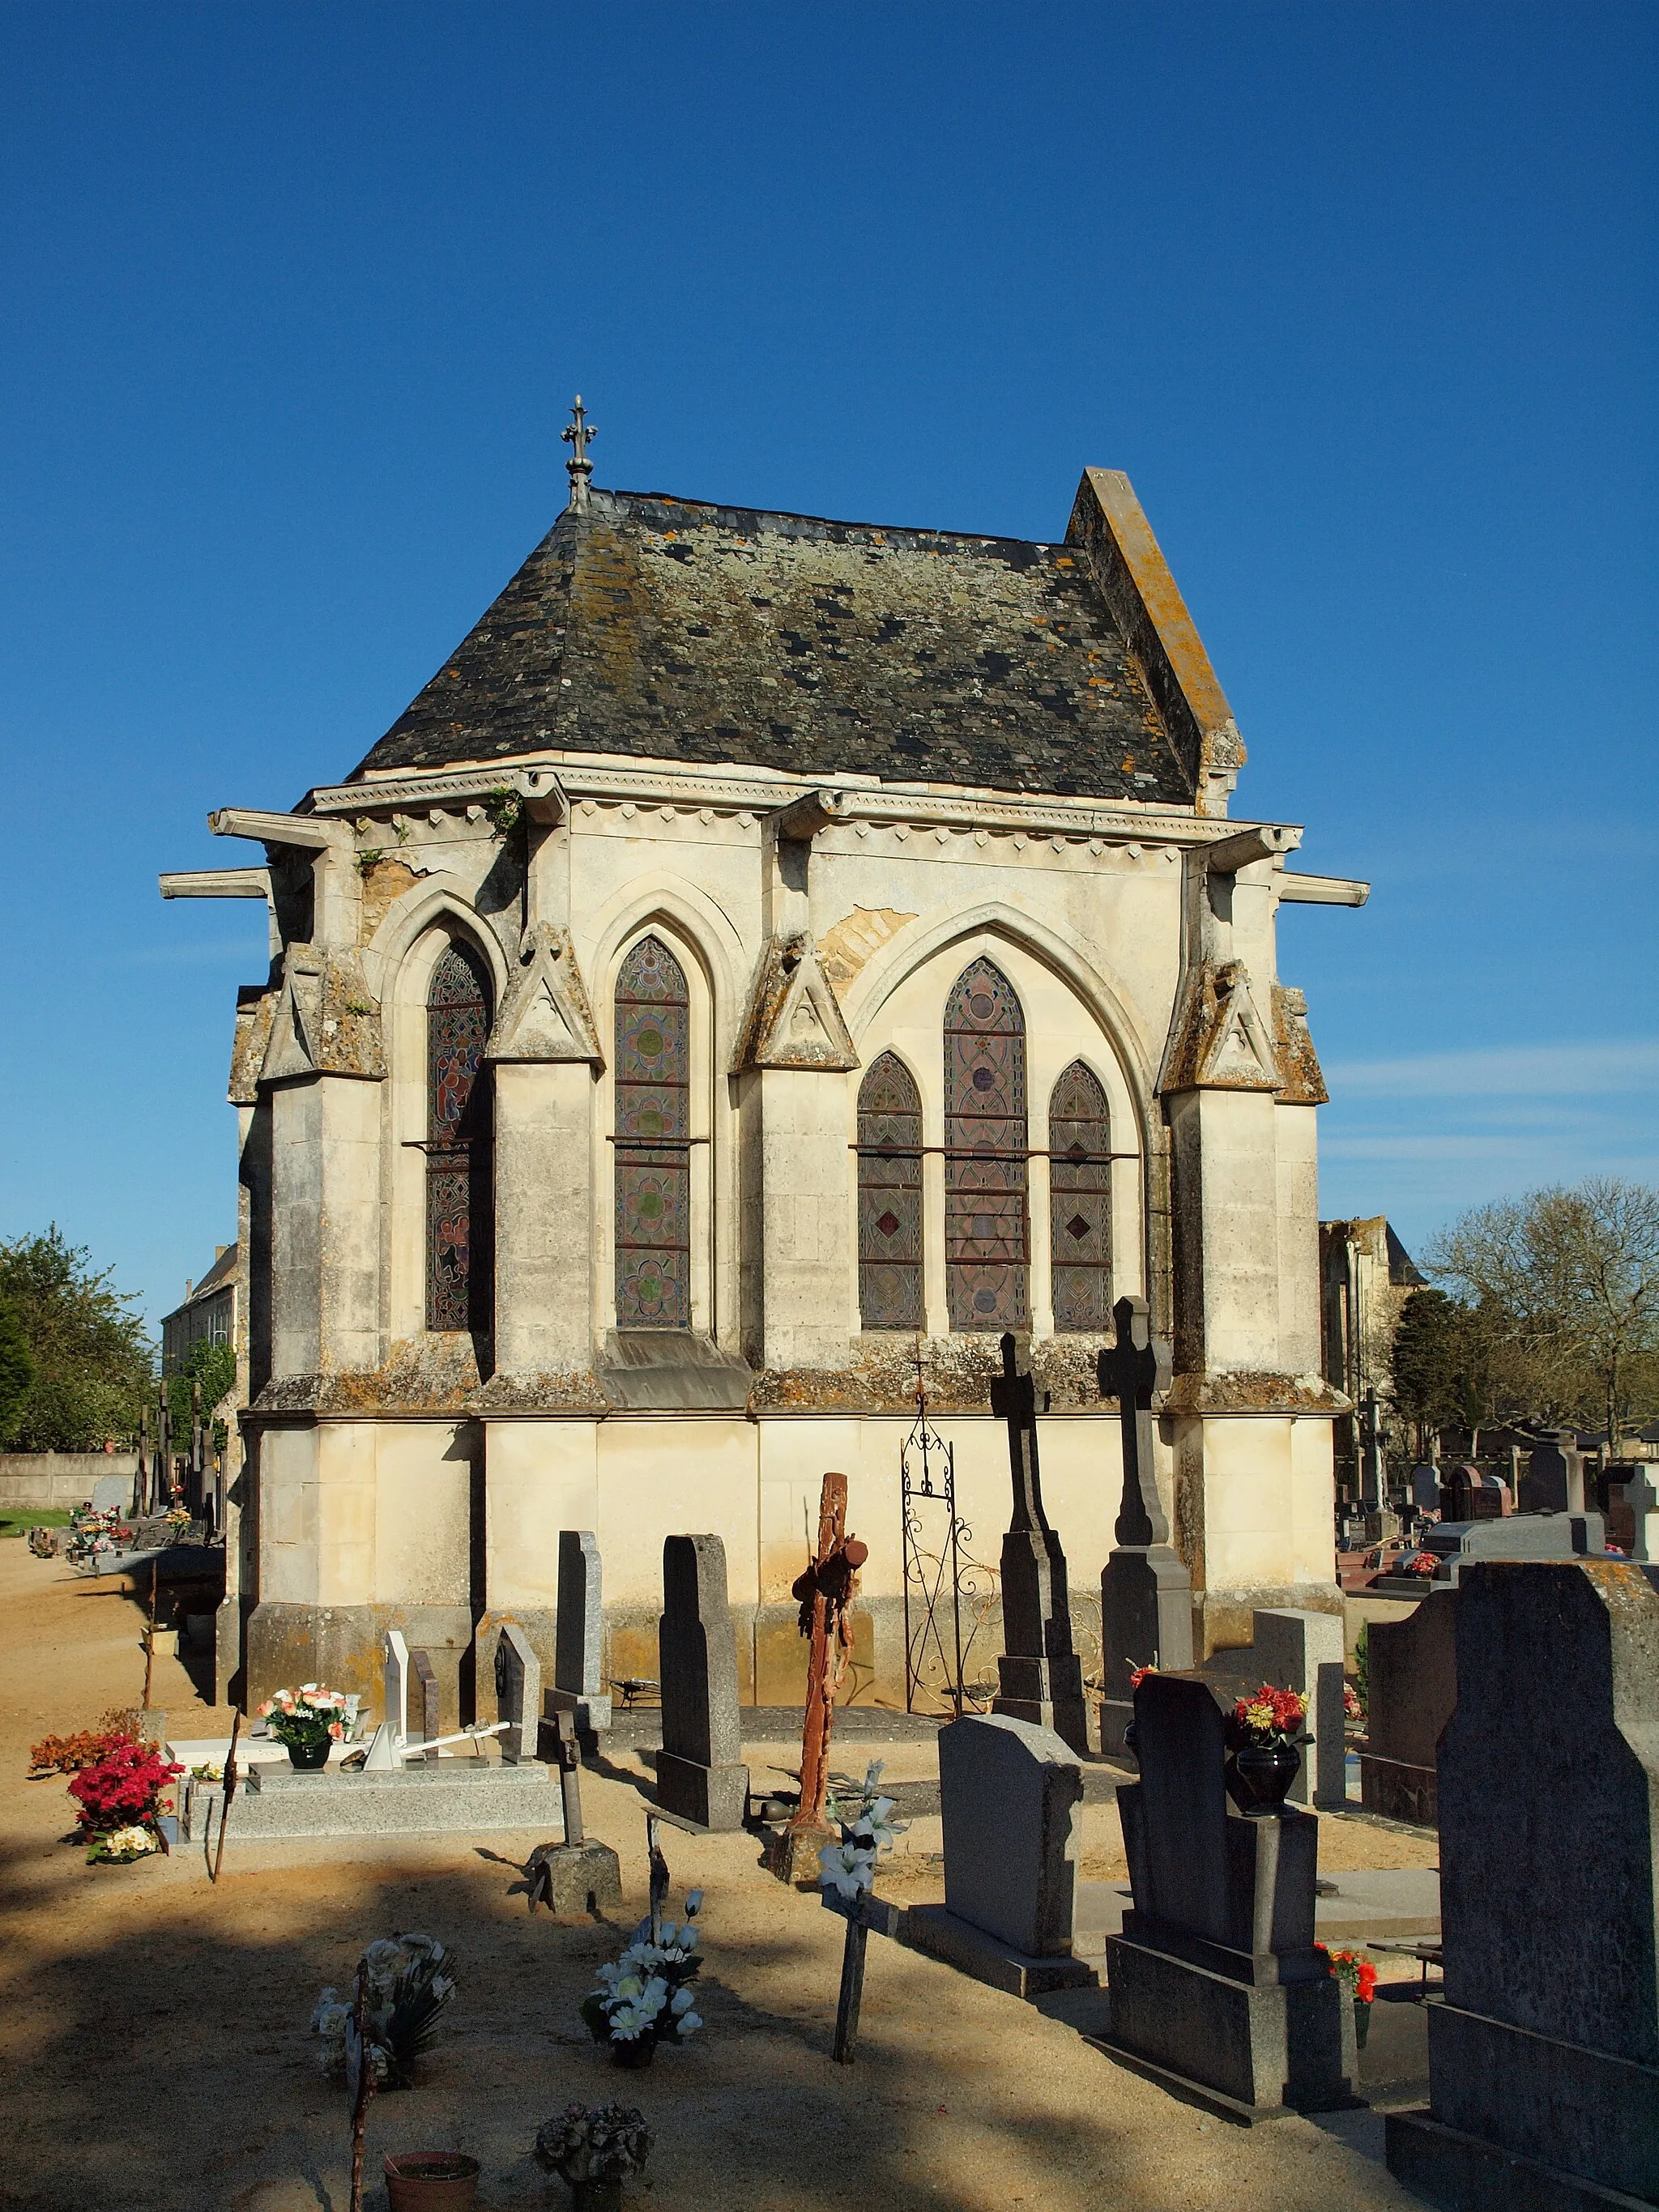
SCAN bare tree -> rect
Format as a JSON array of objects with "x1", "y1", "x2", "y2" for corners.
[{"x1": 1425, "y1": 1178, "x2": 1659, "y2": 1448}]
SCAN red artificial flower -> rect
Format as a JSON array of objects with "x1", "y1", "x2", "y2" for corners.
[{"x1": 66, "y1": 1740, "x2": 184, "y2": 1834}]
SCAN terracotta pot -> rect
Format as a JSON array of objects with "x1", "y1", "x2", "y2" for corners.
[
  {"x1": 610, "y1": 2035, "x2": 654, "y2": 2069},
  {"x1": 285, "y1": 1737, "x2": 331, "y2": 1771},
  {"x1": 570, "y1": 2180, "x2": 624, "y2": 2212},
  {"x1": 384, "y1": 2150, "x2": 480, "y2": 2210},
  {"x1": 1224, "y1": 1738, "x2": 1302, "y2": 1817}
]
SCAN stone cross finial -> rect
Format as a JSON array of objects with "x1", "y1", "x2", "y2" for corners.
[
  {"x1": 990, "y1": 1331, "x2": 1046, "y2": 1536},
  {"x1": 1099, "y1": 1294, "x2": 1172, "y2": 1549},
  {"x1": 562, "y1": 394, "x2": 596, "y2": 510}
]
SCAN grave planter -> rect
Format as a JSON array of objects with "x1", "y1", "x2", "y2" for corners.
[
  {"x1": 383, "y1": 2150, "x2": 480, "y2": 2210},
  {"x1": 568, "y1": 2184, "x2": 623, "y2": 2212},
  {"x1": 1224, "y1": 1739, "x2": 1302, "y2": 1817},
  {"x1": 285, "y1": 1737, "x2": 331, "y2": 1771},
  {"x1": 609, "y1": 2037, "x2": 654, "y2": 2070}
]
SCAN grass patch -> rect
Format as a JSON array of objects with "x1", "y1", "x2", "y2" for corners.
[{"x1": 0, "y1": 1509, "x2": 77, "y2": 1537}]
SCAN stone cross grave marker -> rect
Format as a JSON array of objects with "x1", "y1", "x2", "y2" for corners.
[
  {"x1": 1387, "y1": 1561, "x2": 1659, "y2": 2206},
  {"x1": 555, "y1": 1530, "x2": 612, "y2": 1734},
  {"x1": 1104, "y1": 1673, "x2": 1355, "y2": 2118},
  {"x1": 656, "y1": 1534, "x2": 749, "y2": 1831},
  {"x1": 1097, "y1": 1294, "x2": 1192, "y2": 1757},
  {"x1": 494, "y1": 1622, "x2": 542, "y2": 1764},
  {"x1": 527, "y1": 1696, "x2": 624, "y2": 1914},
  {"x1": 907, "y1": 1712, "x2": 1094, "y2": 1996},
  {"x1": 988, "y1": 1332, "x2": 1088, "y2": 1754}
]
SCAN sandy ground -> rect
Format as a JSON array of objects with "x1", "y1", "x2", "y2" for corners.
[{"x1": 0, "y1": 1541, "x2": 1438, "y2": 2212}]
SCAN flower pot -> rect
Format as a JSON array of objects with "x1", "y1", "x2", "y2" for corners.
[
  {"x1": 569, "y1": 2181, "x2": 624, "y2": 2212},
  {"x1": 285, "y1": 1737, "x2": 331, "y2": 1771},
  {"x1": 1354, "y1": 1997, "x2": 1371, "y2": 2050},
  {"x1": 1225, "y1": 1738, "x2": 1302, "y2": 1817},
  {"x1": 610, "y1": 2036, "x2": 654, "y2": 2070},
  {"x1": 384, "y1": 2151, "x2": 480, "y2": 2210}
]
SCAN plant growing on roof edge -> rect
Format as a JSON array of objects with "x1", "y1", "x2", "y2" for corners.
[{"x1": 483, "y1": 786, "x2": 523, "y2": 834}]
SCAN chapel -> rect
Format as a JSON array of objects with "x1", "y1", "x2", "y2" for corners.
[{"x1": 163, "y1": 407, "x2": 1364, "y2": 1716}]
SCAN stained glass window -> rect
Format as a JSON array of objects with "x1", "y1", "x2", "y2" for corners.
[
  {"x1": 614, "y1": 934, "x2": 692, "y2": 1328},
  {"x1": 425, "y1": 939, "x2": 493, "y2": 1336},
  {"x1": 945, "y1": 957, "x2": 1028, "y2": 1331},
  {"x1": 857, "y1": 1052, "x2": 923, "y2": 1330},
  {"x1": 1049, "y1": 1061, "x2": 1112, "y2": 1332}
]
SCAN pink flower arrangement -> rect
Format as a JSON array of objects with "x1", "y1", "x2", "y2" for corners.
[
  {"x1": 258, "y1": 1683, "x2": 350, "y2": 1750},
  {"x1": 1230, "y1": 1683, "x2": 1309, "y2": 1745}
]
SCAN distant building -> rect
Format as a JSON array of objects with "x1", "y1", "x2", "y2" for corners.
[
  {"x1": 1320, "y1": 1217, "x2": 1425, "y2": 1493},
  {"x1": 160, "y1": 1243, "x2": 238, "y2": 1377}
]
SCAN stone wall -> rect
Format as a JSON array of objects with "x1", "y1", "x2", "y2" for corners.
[{"x1": 0, "y1": 1453, "x2": 139, "y2": 1509}]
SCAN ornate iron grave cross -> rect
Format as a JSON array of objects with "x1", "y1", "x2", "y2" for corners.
[{"x1": 562, "y1": 394, "x2": 596, "y2": 509}]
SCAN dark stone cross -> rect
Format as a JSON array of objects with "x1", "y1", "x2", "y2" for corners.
[
  {"x1": 1098, "y1": 1294, "x2": 1193, "y2": 1758},
  {"x1": 988, "y1": 1332, "x2": 1089, "y2": 1754}
]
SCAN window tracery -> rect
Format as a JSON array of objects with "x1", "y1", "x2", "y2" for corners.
[
  {"x1": 425, "y1": 939, "x2": 493, "y2": 1336},
  {"x1": 856, "y1": 1051, "x2": 923, "y2": 1330},
  {"x1": 944, "y1": 957, "x2": 1028, "y2": 1331},
  {"x1": 614, "y1": 934, "x2": 692, "y2": 1327},
  {"x1": 1048, "y1": 1060, "x2": 1112, "y2": 1331}
]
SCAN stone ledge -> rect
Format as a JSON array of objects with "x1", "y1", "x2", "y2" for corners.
[
  {"x1": 1385, "y1": 2110, "x2": 1655, "y2": 2212},
  {"x1": 198, "y1": 1758, "x2": 559, "y2": 1839},
  {"x1": 904, "y1": 1903, "x2": 1096, "y2": 1997}
]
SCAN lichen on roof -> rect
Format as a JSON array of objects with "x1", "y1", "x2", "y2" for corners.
[{"x1": 350, "y1": 488, "x2": 1194, "y2": 805}]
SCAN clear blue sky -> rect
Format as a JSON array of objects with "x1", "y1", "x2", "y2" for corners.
[{"x1": 2, "y1": 4, "x2": 1653, "y2": 1334}]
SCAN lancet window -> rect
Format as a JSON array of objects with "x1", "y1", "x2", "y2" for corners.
[
  {"x1": 425, "y1": 939, "x2": 493, "y2": 1336},
  {"x1": 1048, "y1": 1060, "x2": 1112, "y2": 1332},
  {"x1": 944, "y1": 957, "x2": 1028, "y2": 1331},
  {"x1": 613, "y1": 934, "x2": 692, "y2": 1328},
  {"x1": 856, "y1": 1052, "x2": 924, "y2": 1330}
]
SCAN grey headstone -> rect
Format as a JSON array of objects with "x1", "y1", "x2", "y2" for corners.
[
  {"x1": 1107, "y1": 1673, "x2": 1353, "y2": 2115},
  {"x1": 1252, "y1": 1608, "x2": 1347, "y2": 1810},
  {"x1": 1520, "y1": 1431, "x2": 1586, "y2": 1515},
  {"x1": 493, "y1": 1622, "x2": 542, "y2": 1764},
  {"x1": 1388, "y1": 1562, "x2": 1659, "y2": 2204},
  {"x1": 1410, "y1": 1464, "x2": 1440, "y2": 1512},
  {"x1": 937, "y1": 1713, "x2": 1084, "y2": 1958},
  {"x1": 92, "y1": 1473, "x2": 133, "y2": 1515},
  {"x1": 655, "y1": 1534, "x2": 748, "y2": 1830},
  {"x1": 555, "y1": 1531, "x2": 612, "y2": 1732},
  {"x1": 383, "y1": 1629, "x2": 411, "y2": 1742},
  {"x1": 1358, "y1": 1588, "x2": 1456, "y2": 1826}
]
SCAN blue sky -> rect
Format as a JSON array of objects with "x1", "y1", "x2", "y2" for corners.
[{"x1": 2, "y1": 4, "x2": 1653, "y2": 1332}]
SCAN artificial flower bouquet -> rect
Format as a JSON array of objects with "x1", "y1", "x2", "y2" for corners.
[
  {"x1": 581, "y1": 1889, "x2": 705, "y2": 2060},
  {"x1": 68, "y1": 1735, "x2": 183, "y2": 1862},
  {"x1": 88, "y1": 1824, "x2": 162, "y2": 1865},
  {"x1": 534, "y1": 2102, "x2": 655, "y2": 2187},
  {"x1": 312, "y1": 1933, "x2": 457, "y2": 2091},
  {"x1": 1319, "y1": 1943, "x2": 1380, "y2": 2044},
  {"x1": 1228, "y1": 1682, "x2": 1311, "y2": 1748},
  {"x1": 258, "y1": 1683, "x2": 350, "y2": 1753},
  {"x1": 163, "y1": 1502, "x2": 194, "y2": 1534},
  {"x1": 818, "y1": 1759, "x2": 909, "y2": 1902}
]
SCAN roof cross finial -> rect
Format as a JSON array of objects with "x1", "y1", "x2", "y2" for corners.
[{"x1": 562, "y1": 394, "x2": 595, "y2": 511}]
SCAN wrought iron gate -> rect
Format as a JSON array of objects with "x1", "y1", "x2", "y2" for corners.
[{"x1": 900, "y1": 1375, "x2": 999, "y2": 1714}]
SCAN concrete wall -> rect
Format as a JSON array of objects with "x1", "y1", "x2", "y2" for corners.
[{"x1": 0, "y1": 1453, "x2": 139, "y2": 1509}]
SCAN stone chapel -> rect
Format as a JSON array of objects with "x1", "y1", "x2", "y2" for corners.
[{"x1": 163, "y1": 408, "x2": 1366, "y2": 1717}]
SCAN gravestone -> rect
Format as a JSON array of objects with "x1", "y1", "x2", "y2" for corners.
[
  {"x1": 1439, "y1": 1464, "x2": 1507, "y2": 1522},
  {"x1": 1410, "y1": 1464, "x2": 1441, "y2": 1514},
  {"x1": 1615, "y1": 1466, "x2": 1657, "y2": 1562},
  {"x1": 1387, "y1": 1562, "x2": 1659, "y2": 2206},
  {"x1": 1252, "y1": 1609, "x2": 1346, "y2": 1810},
  {"x1": 906, "y1": 1713, "x2": 1094, "y2": 1997},
  {"x1": 493, "y1": 1622, "x2": 542, "y2": 1764},
  {"x1": 655, "y1": 1534, "x2": 748, "y2": 1831},
  {"x1": 1357, "y1": 1589, "x2": 1455, "y2": 1826},
  {"x1": 407, "y1": 1648, "x2": 439, "y2": 1764},
  {"x1": 1364, "y1": 1507, "x2": 1402, "y2": 1545},
  {"x1": 1098, "y1": 1295, "x2": 1193, "y2": 1758},
  {"x1": 554, "y1": 1530, "x2": 612, "y2": 1735},
  {"x1": 1520, "y1": 1430, "x2": 1586, "y2": 1515},
  {"x1": 1103, "y1": 1673, "x2": 1355, "y2": 2119},
  {"x1": 1418, "y1": 1511, "x2": 1606, "y2": 1585},
  {"x1": 527, "y1": 1698, "x2": 624, "y2": 1913},
  {"x1": 92, "y1": 1473, "x2": 132, "y2": 1515},
  {"x1": 988, "y1": 1335, "x2": 1089, "y2": 1754},
  {"x1": 383, "y1": 1628, "x2": 411, "y2": 1743}
]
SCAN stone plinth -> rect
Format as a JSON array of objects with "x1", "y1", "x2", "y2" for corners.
[
  {"x1": 655, "y1": 1534, "x2": 748, "y2": 1831},
  {"x1": 210, "y1": 1758, "x2": 555, "y2": 1838}
]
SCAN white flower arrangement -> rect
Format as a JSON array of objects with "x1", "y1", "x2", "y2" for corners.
[
  {"x1": 311, "y1": 1932, "x2": 456, "y2": 2091},
  {"x1": 819, "y1": 1760, "x2": 908, "y2": 1901},
  {"x1": 259, "y1": 1683, "x2": 350, "y2": 1750},
  {"x1": 88, "y1": 1824, "x2": 160, "y2": 1864},
  {"x1": 582, "y1": 1890, "x2": 705, "y2": 2053}
]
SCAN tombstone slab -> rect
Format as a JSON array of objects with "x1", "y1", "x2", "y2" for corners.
[
  {"x1": 1358, "y1": 1589, "x2": 1455, "y2": 1826},
  {"x1": 906, "y1": 1713, "x2": 1094, "y2": 1996},
  {"x1": 493, "y1": 1622, "x2": 543, "y2": 1765},
  {"x1": 655, "y1": 1535, "x2": 748, "y2": 1831},
  {"x1": 1103, "y1": 1674, "x2": 1356, "y2": 2119},
  {"x1": 383, "y1": 1629, "x2": 411, "y2": 1742},
  {"x1": 554, "y1": 1531, "x2": 612, "y2": 1734},
  {"x1": 1252, "y1": 1608, "x2": 1347, "y2": 1810},
  {"x1": 1387, "y1": 1562, "x2": 1659, "y2": 2208}
]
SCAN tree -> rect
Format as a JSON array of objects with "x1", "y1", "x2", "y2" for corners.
[
  {"x1": 0, "y1": 1229, "x2": 154, "y2": 1451},
  {"x1": 167, "y1": 1336, "x2": 237, "y2": 1450},
  {"x1": 1390, "y1": 1289, "x2": 1464, "y2": 1455},
  {"x1": 0, "y1": 1303, "x2": 35, "y2": 1438},
  {"x1": 1425, "y1": 1178, "x2": 1659, "y2": 1447}
]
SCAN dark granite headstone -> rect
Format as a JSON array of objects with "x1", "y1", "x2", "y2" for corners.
[
  {"x1": 1358, "y1": 1589, "x2": 1456, "y2": 1826},
  {"x1": 1097, "y1": 1295, "x2": 1193, "y2": 1758},
  {"x1": 655, "y1": 1534, "x2": 748, "y2": 1831},
  {"x1": 1387, "y1": 1562, "x2": 1659, "y2": 2206},
  {"x1": 988, "y1": 1334, "x2": 1088, "y2": 1754},
  {"x1": 1104, "y1": 1673, "x2": 1354, "y2": 2116},
  {"x1": 554, "y1": 1530, "x2": 612, "y2": 1733},
  {"x1": 1520, "y1": 1430, "x2": 1586, "y2": 1515},
  {"x1": 1439, "y1": 1464, "x2": 1506, "y2": 1522}
]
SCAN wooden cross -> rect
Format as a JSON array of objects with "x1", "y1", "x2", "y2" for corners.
[
  {"x1": 821, "y1": 1887, "x2": 905, "y2": 2064},
  {"x1": 787, "y1": 1472, "x2": 868, "y2": 1840}
]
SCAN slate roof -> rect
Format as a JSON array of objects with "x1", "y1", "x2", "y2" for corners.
[{"x1": 349, "y1": 489, "x2": 1195, "y2": 805}]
